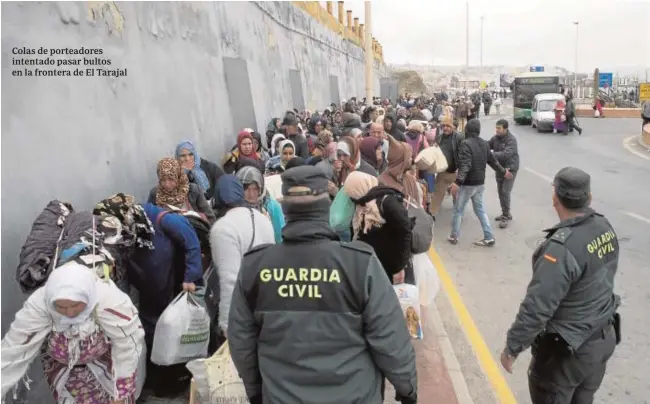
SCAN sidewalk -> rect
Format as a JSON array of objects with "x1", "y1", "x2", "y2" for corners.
[{"x1": 384, "y1": 304, "x2": 473, "y2": 404}]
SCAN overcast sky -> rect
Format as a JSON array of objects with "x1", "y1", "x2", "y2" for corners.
[{"x1": 328, "y1": 0, "x2": 650, "y2": 73}]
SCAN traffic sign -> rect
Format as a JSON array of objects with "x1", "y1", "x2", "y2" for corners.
[
  {"x1": 529, "y1": 66, "x2": 544, "y2": 72},
  {"x1": 640, "y1": 83, "x2": 650, "y2": 102},
  {"x1": 598, "y1": 73, "x2": 613, "y2": 88}
]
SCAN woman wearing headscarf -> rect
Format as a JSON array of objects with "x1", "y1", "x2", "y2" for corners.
[
  {"x1": 236, "y1": 166, "x2": 285, "y2": 243},
  {"x1": 223, "y1": 131, "x2": 263, "y2": 174},
  {"x1": 306, "y1": 115, "x2": 325, "y2": 154},
  {"x1": 175, "y1": 140, "x2": 224, "y2": 201},
  {"x1": 307, "y1": 129, "x2": 334, "y2": 165},
  {"x1": 269, "y1": 133, "x2": 286, "y2": 157},
  {"x1": 250, "y1": 131, "x2": 270, "y2": 164},
  {"x1": 1, "y1": 262, "x2": 145, "y2": 403},
  {"x1": 148, "y1": 157, "x2": 216, "y2": 223},
  {"x1": 379, "y1": 137, "x2": 421, "y2": 204},
  {"x1": 209, "y1": 175, "x2": 275, "y2": 335},
  {"x1": 265, "y1": 118, "x2": 281, "y2": 149},
  {"x1": 343, "y1": 172, "x2": 412, "y2": 283},
  {"x1": 336, "y1": 136, "x2": 376, "y2": 185},
  {"x1": 359, "y1": 136, "x2": 386, "y2": 175},
  {"x1": 265, "y1": 139, "x2": 295, "y2": 174}
]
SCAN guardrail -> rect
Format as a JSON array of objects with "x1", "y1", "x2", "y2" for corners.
[{"x1": 292, "y1": 1, "x2": 384, "y2": 63}]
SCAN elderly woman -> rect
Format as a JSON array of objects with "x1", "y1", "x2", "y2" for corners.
[
  {"x1": 223, "y1": 131, "x2": 264, "y2": 174},
  {"x1": 265, "y1": 139, "x2": 295, "y2": 174},
  {"x1": 379, "y1": 137, "x2": 420, "y2": 204},
  {"x1": 344, "y1": 171, "x2": 412, "y2": 284},
  {"x1": 235, "y1": 166, "x2": 285, "y2": 243},
  {"x1": 148, "y1": 157, "x2": 216, "y2": 223},
  {"x1": 1, "y1": 262, "x2": 145, "y2": 403},
  {"x1": 175, "y1": 140, "x2": 224, "y2": 201},
  {"x1": 359, "y1": 136, "x2": 386, "y2": 175}
]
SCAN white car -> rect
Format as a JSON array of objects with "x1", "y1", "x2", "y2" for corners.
[{"x1": 531, "y1": 93, "x2": 565, "y2": 132}]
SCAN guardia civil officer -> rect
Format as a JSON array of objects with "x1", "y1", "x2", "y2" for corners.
[
  {"x1": 501, "y1": 167, "x2": 620, "y2": 404},
  {"x1": 228, "y1": 165, "x2": 418, "y2": 404}
]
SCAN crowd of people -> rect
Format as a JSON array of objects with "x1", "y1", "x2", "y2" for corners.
[{"x1": 1, "y1": 92, "x2": 522, "y2": 404}]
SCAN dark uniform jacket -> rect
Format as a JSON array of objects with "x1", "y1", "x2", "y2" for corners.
[
  {"x1": 506, "y1": 209, "x2": 620, "y2": 357},
  {"x1": 228, "y1": 220, "x2": 417, "y2": 404}
]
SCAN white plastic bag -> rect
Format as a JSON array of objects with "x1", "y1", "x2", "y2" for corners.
[
  {"x1": 135, "y1": 343, "x2": 147, "y2": 399},
  {"x1": 186, "y1": 341, "x2": 248, "y2": 404},
  {"x1": 393, "y1": 284, "x2": 423, "y2": 339},
  {"x1": 151, "y1": 291, "x2": 211, "y2": 366},
  {"x1": 412, "y1": 253, "x2": 440, "y2": 307},
  {"x1": 594, "y1": 109, "x2": 601, "y2": 117}
]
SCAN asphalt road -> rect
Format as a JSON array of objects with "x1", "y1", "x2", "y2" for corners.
[{"x1": 434, "y1": 107, "x2": 650, "y2": 404}]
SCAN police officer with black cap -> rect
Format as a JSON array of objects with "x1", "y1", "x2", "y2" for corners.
[
  {"x1": 500, "y1": 167, "x2": 621, "y2": 404},
  {"x1": 228, "y1": 165, "x2": 417, "y2": 404}
]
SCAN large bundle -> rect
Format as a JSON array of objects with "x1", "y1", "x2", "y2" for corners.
[{"x1": 16, "y1": 200, "x2": 73, "y2": 293}]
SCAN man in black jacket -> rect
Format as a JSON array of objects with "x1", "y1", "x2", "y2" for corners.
[
  {"x1": 489, "y1": 119, "x2": 520, "y2": 228},
  {"x1": 431, "y1": 114, "x2": 465, "y2": 216},
  {"x1": 449, "y1": 119, "x2": 510, "y2": 246},
  {"x1": 282, "y1": 113, "x2": 310, "y2": 159}
]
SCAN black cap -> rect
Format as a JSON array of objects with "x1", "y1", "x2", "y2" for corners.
[
  {"x1": 553, "y1": 167, "x2": 591, "y2": 209},
  {"x1": 281, "y1": 165, "x2": 328, "y2": 197},
  {"x1": 285, "y1": 156, "x2": 306, "y2": 170}
]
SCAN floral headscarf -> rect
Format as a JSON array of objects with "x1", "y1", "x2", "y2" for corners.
[
  {"x1": 155, "y1": 157, "x2": 190, "y2": 208},
  {"x1": 343, "y1": 171, "x2": 385, "y2": 237}
]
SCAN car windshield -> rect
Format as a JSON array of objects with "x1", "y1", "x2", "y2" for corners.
[{"x1": 538, "y1": 100, "x2": 556, "y2": 111}]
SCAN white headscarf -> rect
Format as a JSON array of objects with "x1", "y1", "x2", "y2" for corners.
[
  {"x1": 270, "y1": 133, "x2": 286, "y2": 156},
  {"x1": 44, "y1": 262, "x2": 99, "y2": 330}
]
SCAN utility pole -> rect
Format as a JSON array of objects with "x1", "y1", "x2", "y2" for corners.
[
  {"x1": 364, "y1": 1, "x2": 373, "y2": 102},
  {"x1": 481, "y1": 16, "x2": 485, "y2": 69},
  {"x1": 465, "y1": 1, "x2": 469, "y2": 67},
  {"x1": 573, "y1": 21, "x2": 579, "y2": 94}
]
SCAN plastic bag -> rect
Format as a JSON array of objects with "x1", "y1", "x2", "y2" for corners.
[
  {"x1": 151, "y1": 291, "x2": 211, "y2": 366},
  {"x1": 330, "y1": 189, "x2": 355, "y2": 232},
  {"x1": 186, "y1": 341, "x2": 247, "y2": 404},
  {"x1": 412, "y1": 253, "x2": 440, "y2": 307},
  {"x1": 135, "y1": 344, "x2": 147, "y2": 400},
  {"x1": 393, "y1": 284, "x2": 423, "y2": 339},
  {"x1": 594, "y1": 109, "x2": 601, "y2": 117}
]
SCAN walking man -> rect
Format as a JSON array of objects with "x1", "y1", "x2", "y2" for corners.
[
  {"x1": 431, "y1": 114, "x2": 465, "y2": 217},
  {"x1": 501, "y1": 167, "x2": 620, "y2": 404},
  {"x1": 489, "y1": 119, "x2": 519, "y2": 228},
  {"x1": 448, "y1": 119, "x2": 509, "y2": 246}
]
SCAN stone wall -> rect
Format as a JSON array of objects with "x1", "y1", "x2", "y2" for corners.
[{"x1": 0, "y1": 1, "x2": 386, "y2": 401}]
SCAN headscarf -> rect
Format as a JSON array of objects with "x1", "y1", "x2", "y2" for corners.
[
  {"x1": 279, "y1": 139, "x2": 296, "y2": 167},
  {"x1": 215, "y1": 175, "x2": 246, "y2": 209},
  {"x1": 155, "y1": 157, "x2": 190, "y2": 208},
  {"x1": 237, "y1": 131, "x2": 259, "y2": 160},
  {"x1": 343, "y1": 172, "x2": 385, "y2": 236},
  {"x1": 337, "y1": 136, "x2": 361, "y2": 184},
  {"x1": 316, "y1": 129, "x2": 334, "y2": 149},
  {"x1": 45, "y1": 262, "x2": 99, "y2": 330},
  {"x1": 270, "y1": 133, "x2": 286, "y2": 156},
  {"x1": 359, "y1": 137, "x2": 382, "y2": 170},
  {"x1": 379, "y1": 137, "x2": 419, "y2": 202},
  {"x1": 93, "y1": 193, "x2": 155, "y2": 250},
  {"x1": 236, "y1": 166, "x2": 266, "y2": 207},
  {"x1": 175, "y1": 140, "x2": 211, "y2": 193},
  {"x1": 251, "y1": 132, "x2": 264, "y2": 153}
]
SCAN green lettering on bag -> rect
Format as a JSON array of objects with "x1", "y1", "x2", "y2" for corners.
[{"x1": 180, "y1": 331, "x2": 210, "y2": 344}]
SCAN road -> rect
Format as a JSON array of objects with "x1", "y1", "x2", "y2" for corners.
[{"x1": 434, "y1": 106, "x2": 650, "y2": 404}]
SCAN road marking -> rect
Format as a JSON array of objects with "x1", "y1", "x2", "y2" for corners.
[
  {"x1": 523, "y1": 167, "x2": 553, "y2": 183},
  {"x1": 623, "y1": 136, "x2": 650, "y2": 161},
  {"x1": 428, "y1": 246, "x2": 518, "y2": 404},
  {"x1": 622, "y1": 211, "x2": 650, "y2": 225}
]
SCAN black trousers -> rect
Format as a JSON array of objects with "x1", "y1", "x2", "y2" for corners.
[
  {"x1": 528, "y1": 325, "x2": 616, "y2": 404},
  {"x1": 496, "y1": 173, "x2": 516, "y2": 216},
  {"x1": 568, "y1": 115, "x2": 582, "y2": 132}
]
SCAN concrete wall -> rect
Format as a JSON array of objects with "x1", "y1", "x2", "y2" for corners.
[{"x1": 0, "y1": 1, "x2": 386, "y2": 401}]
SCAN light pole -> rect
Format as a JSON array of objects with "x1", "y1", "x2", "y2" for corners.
[
  {"x1": 573, "y1": 21, "x2": 579, "y2": 95},
  {"x1": 364, "y1": 1, "x2": 372, "y2": 102},
  {"x1": 480, "y1": 16, "x2": 485, "y2": 69},
  {"x1": 465, "y1": 1, "x2": 469, "y2": 67}
]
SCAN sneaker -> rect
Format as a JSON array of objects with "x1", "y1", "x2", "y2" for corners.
[
  {"x1": 473, "y1": 238, "x2": 495, "y2": 247},
  {"x1": 447, "y1": 236, "x2": 458, "y2": 245},
  {"x1": 499, "y1": 219, "x2": 509, "y2": 229}
]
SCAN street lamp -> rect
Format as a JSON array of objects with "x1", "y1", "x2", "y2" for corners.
[
  {"x1": 573, "y1": 21, "x2": 579, "y2": 95},
  {"x1": 480, "y1": 16, "x2": 485, "y2": 69}
]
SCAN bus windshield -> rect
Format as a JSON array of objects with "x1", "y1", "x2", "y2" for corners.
[{"x1": 513, "y1": 77, "x2": 560, "y2": 109}]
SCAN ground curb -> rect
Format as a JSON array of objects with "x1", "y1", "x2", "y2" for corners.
[
  {"x1": 429, "y1": 301, "x2": 476, "y2": 404},
  {"x1": 638, "y1": 134, "x2": 650, "y2": 151}
]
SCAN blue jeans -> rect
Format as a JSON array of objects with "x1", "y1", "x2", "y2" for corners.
[{"x1": 450, "y1": 184, "x2": 494, "y2": 240}]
